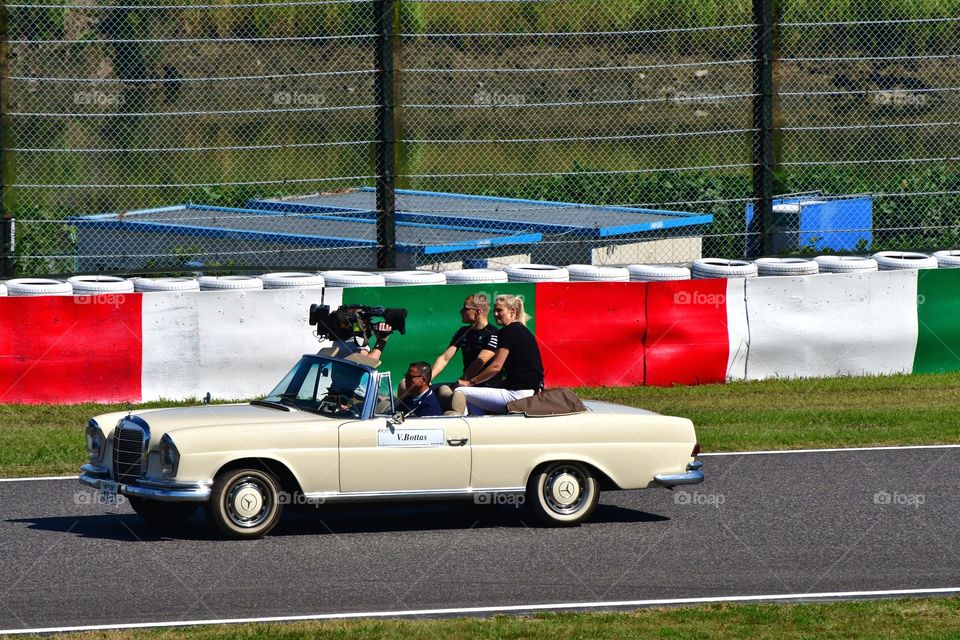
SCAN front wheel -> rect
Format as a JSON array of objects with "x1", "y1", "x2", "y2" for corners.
[
  {"x1": 128, "y1": 496, "x2": 198, "y2": 525},
  {"x1": 526, "y1": 461, "x2": 599, "y2": 526},
  {"x1": 207, "y1": 468, "x2": 284, "y2": 539}
]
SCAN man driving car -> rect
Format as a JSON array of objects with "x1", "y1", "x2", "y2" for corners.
[{"x1": 397, "y1": 362, "x2": 442, "y2": 417}]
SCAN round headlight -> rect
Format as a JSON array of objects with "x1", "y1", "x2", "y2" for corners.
[
  {"x1": 159, "y1": 434, "x2": 180, "y2": 477},
  {"x1": 85, "y1": 420, "x2": 105, "y2": 464}
]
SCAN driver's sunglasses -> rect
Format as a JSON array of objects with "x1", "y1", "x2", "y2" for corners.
[
  {"x1": 460, "y1": 306, "x2": 480, "y2": 313},
  {"x1": 404, "y1": 373, "x2": 424, "y2": 380}
]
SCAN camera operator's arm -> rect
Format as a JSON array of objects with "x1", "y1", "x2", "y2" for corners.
[
  {"x1": 431, "y1": 345, "x2": 458, "y2": 379},
  {"x1": 366, "y1": 322, "x2": 393, "y2": 361}
]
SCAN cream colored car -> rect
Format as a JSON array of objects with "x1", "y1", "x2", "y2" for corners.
[{"x1": 80, "y1": 353, "x2": 704, "y2": 539}]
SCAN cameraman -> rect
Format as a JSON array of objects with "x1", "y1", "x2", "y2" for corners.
[
  {"x1": 432, "y1": 293, "x2": 500, "y2": 387},
  {"x1": 329, "y1": 306, "x2": 394, "y2": 361}
]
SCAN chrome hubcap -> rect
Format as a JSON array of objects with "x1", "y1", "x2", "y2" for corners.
[
  {"x1": 226, "y1": 477, "x2": 271, "y2": 528},
  {"x1": 543, "y1": 466, "x2": 587, "y2": 515}
]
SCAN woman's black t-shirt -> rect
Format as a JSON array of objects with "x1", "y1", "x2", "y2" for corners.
[{"x1": 497, "y1": 322, "x2": 544, "y2": 390}]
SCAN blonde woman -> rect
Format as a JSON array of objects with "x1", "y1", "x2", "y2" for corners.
[{"x1": 456, "y1": 294, "x2": 544, "y2": 414}]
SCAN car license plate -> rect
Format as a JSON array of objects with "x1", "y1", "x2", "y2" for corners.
[{"x1": 100, "y1": 480, "x2": 119, "y2": 501}]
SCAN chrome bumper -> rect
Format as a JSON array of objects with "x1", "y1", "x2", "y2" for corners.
[
  {"x1": 79, "y1": 464, "x2": 211, "y2": 502},
  {"x1": 654, "y1": 460, "x2": 704, "y2": 487}
]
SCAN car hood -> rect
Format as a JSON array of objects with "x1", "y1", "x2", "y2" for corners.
[{"x1": 119, "y1": 403, "x2": 329, "y2": 435}]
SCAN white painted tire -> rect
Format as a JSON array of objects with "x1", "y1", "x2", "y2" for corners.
[
  {"x1": 5, "y1": 278, "x2": 73, "y2": 296},
  {"x1": 691, "y1": 259, "x2": 758, "y2": 279},
  {"x1": 0, "y1": 283, "x2": 6, "y2": 296},
  {"x1": 133, "y1": 277, "x2": 201, "y2": 292},
  {"x1": 814, "y1": 256, "x2": 879, "y2": 273},
  {"x1": 381, "y1": 271, "x2": 447, "y2": 286},
  {"x1": 260, "y1": 272, "x2": 326, "y2": 289},
  {"x1": 320, "y1": 271, "x2": 386, "y2": 288},
  {"x1": 67, "y1": 275, "x2": 135, "y2": 293},
  {"x1": 198, "y1": 275, "x2": 264, "y2": 291},
  {"x1": 871, "y1": 251, "x2": 938, "y2": 270},
  {"x1": 442, "y1": 269, "x2": 509, "y2": 284},
  {"x1": 567, "y1": 264, "x2": 630, "y2": 282},
  {"x1": 933, "y1": 250, "x2": 960, "y2": 269},
  {"x1": 754, "y1": 258, "x2": 819, "y2": 276},
  {"x1": 627, "y1": 264, "x2": 691, "y2": 281},
  {"x1": 504, "y1": 264, "x2": 570, "y2": 282}
]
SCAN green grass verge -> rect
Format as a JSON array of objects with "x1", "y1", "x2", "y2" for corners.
[
  {"x1": 2, "y1": 371, "x2": 959, "y2": 478},
  {"x1": 5, "y1": 598, "x2": 960, "y2": 640}
]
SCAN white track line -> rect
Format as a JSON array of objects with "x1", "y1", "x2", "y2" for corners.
[
  {"x1": 701, "y1": 444, "x2": 960, "y2": 457},
  {"x1": 1, "y1": 444, "x2": 958, "y2": 483},
  {"x1": 0, "y1": 475, "x2": 76, "y2": 483},
  {"x1": 1, "y1": 587, "x2": 959, "y2": 636}
]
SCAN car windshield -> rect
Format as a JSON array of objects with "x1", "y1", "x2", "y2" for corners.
[{"x1": 263, "y1": 357, "x2": 371, "y2": 418}]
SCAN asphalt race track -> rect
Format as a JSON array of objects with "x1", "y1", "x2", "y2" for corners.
[{"x1": 1, "y1": 447, "x2": 958, "y2": 633}]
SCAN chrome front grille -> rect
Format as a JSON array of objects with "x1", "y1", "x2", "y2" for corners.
[{"x1": 112, "y1": 419, "x2": 148, "y2": 484}]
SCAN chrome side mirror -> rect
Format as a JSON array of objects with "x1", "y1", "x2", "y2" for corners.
[{"x1": 391, "y1": 411, "x2": 405, "y2": 425}]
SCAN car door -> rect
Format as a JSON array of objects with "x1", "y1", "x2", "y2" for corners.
[{"x1": 338, "y1": 414, "x2": 472, "y2": 493}]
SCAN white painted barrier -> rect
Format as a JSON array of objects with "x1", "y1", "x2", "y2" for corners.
[
  {"x1": 141, "y1": 289, "x2": 327, "y2": 401},
  {"x1": 724, "y1": 278, "x2": 750, "y2": 381},
  {"x1": 743, "y1": 271, "x2": 919, "y2": 380}
]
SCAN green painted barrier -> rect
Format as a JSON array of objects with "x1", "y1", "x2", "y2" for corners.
[
  {"x1": 914, "y1": 268, "x2": 960, "y2": 374},
  {"x1": 342, "y1": 283, "x2": 536, "y2": 386}
]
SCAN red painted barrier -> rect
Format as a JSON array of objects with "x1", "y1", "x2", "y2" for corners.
[
  {"x1": 0, "y1": 295, "x2": 143, "y2": 404},
  {"x1": 534, "y1": 282, "x2": 646, "y2": 387},
  {"x1": 644, "y1": 280, "x2": 730, "y2": 386}
]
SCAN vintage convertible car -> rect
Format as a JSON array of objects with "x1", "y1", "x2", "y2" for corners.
[{"x1": 80, "y1": 353, "x2": 704, "y2": 539}]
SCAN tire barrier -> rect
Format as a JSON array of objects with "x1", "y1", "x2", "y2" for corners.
[
  {"x1": 198, "y1": 276, "x2": 265, "y2": 291},
  {"x1": 3, "y1": 269, "x2": 960, "y2": 403},
  {"x1": 627, "y1": 264, "x2": 691, "y2": 281},
  {"x1": 381, "y1": 271, "x2": 447, "y2": 286},
  {"x1": 691, "y1": 259, "x2": 758, "y2": 279},
  {"x1": 68, "y1": 275, "x2": 135, "y2": 294},
  {"x1": 260, "y1": 273, "x2": 326, "y2": 289},
  {"x1": 567, "y1": 264, "x2": 630, "y2": 282},
  {"x1": 133, "y1": 277, "x2": 201, "y2": 292},
  {"x1": 504, "y1": 264, "x2": 570, "y2": 282},
  {"x1": 442, "y1": 269, "x2": 509, "y2": 283},
  {"x1": 872, "y1": 251, "x2": 938, "y2": 270},
  {"x1": 933, "y1": 250, "x2": 960, "y2": 269},
  {"x1": 320, "y1": 270, "x2": 386, "y2": 288},
  {"x1": 6, "y1": 278, "x2": 73, "y2": 296},
  {"x1": 814, "y1": 255, "x2": 879, "y2": 273},
  {"x1": 754, "y1": 258, "x2": 819, "y2": 277}
]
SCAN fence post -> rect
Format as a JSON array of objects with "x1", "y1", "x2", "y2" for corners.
[
  {"x1": 751, "y1": 0, "x2": 782, "y2": 257},
  {"x1": 374, "y1": 0, "x2": 397, "y2": 269},
  {"x1": 0, "y1": 1, "x2": 13, "y2": 277}
]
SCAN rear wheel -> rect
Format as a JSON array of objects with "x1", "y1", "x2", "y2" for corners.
[
  {"x1": 128, "y1": 496, "x2": 198, "y2": 524},
  {"x1": 207, "y1": 468, "x2": 284, "y2": 539},
  {"x1": 526, "y1": 461, "x2": 598, "y2": 526}
]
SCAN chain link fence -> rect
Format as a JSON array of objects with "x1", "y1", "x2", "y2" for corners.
[{"x1": 1, "y1": 0, "x2": 957, "y2": 275}]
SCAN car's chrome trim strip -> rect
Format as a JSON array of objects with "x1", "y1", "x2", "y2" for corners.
[
  {"x1": 303, "y1": 487, "x2": 526, "y2": 503},
  {"x1": 79, "y1": 472, "x2": 212, "y2": 502},
  {"x1": 654, "y1": 460, "x2": 705, "y2": 487}
]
